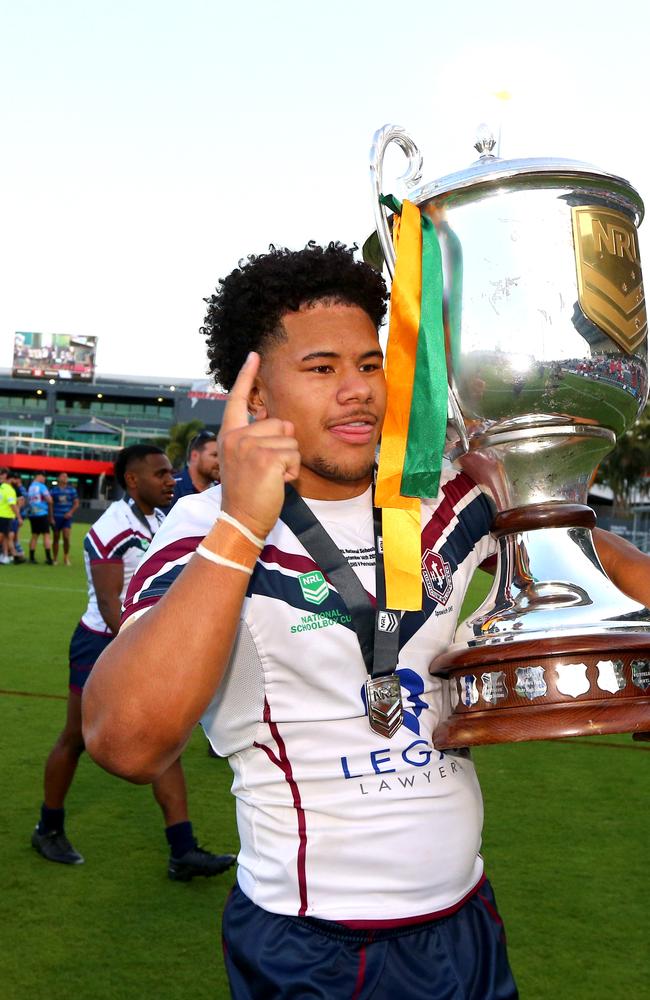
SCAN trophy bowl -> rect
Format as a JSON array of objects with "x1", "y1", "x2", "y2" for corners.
[{"x1": 369, "y1": 124, "x2": 650, "y2": 746}]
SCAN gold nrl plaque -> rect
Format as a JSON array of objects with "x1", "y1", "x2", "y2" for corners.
[{"x1": 572, "y1": 206, "x2": 647, "y2": 353}]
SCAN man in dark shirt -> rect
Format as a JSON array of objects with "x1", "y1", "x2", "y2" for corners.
[{"x1": 169, "y1": 430, "x2": 220, "y2": 507}]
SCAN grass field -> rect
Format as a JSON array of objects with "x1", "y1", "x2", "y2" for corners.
[
  {"x1": 469, "y1": 364, "x2": 636, "y2": 438},
  {"x1": 1, "y1": 532, "x2": 648, "y2": 999}
]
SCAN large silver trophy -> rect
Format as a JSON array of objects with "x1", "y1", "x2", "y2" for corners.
[{"x1": 369, "y1": 124, "x2": 650, "y2": 746}]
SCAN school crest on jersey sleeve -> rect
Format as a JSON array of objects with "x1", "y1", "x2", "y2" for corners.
[{"x1": 421, "y1": 548, "x2": 453, "y2": 606}]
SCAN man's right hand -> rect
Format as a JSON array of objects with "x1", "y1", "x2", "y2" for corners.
[{"x1": 218, "y1": 352, "x2": 300, "y2": 539}]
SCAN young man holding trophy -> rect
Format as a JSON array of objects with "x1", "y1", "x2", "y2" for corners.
[{"x1": 82, "y1": 241, "x2": 649, "y2": 998}]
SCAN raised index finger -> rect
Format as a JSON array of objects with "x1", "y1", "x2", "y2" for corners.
[{"x1": 219, "y1": 352, "x2": 260, "y2": 435}]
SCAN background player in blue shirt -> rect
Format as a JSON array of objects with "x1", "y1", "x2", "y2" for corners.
[
  {"x1": 27, "y1": 472, "x2": 53, "y2": 564},
  {"x1": 50, "y1": 472, "x2": 80, "y2": 566}
]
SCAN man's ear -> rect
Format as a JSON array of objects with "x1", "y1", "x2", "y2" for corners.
[
  {"x1": 248, "y1": 379, "x2": 268, "y2": 422},
  {"x1": 123, "y1": 468, "x2": 137, "y2": 491}
]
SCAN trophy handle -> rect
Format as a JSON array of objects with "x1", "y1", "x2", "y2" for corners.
[
  {"x1": 447, "y1": 387, "x2": 470, "y2": 453},
  {"x1": 369, "y1": 124, "x2": 423, "y2": 280},
  {"x1": 369, "y1": 125, "x2": 470, "y2": 455}
]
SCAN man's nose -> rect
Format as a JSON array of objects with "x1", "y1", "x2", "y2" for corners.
[{"x1": 336, "y1": 371, "x2": 372, "y2": 404}]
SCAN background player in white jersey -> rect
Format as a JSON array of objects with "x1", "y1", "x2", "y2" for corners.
[
  {"x1": 32, "y1": 444, "x2": 235, "y2": 882},
  {"x1": 82, "y1": 246, "x2": 650, "y2": 998}
]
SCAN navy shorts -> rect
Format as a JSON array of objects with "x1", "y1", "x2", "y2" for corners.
[
  {"x1": 54, "y1": 515, "x2": 72, "y2": 531},
  {"x1": 0, "y1": 516, "x2": 12, "y2": 536},
  {"x1": 222, "y1": 879, "x2": 518, "y2": 999},
  {"x1": 69, "y1": 622, "x2": 113, "y2": 695}
]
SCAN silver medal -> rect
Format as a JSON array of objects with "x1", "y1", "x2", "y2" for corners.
[{"x1": 366, "y1": 674, "x2": 403, "y2": 738}]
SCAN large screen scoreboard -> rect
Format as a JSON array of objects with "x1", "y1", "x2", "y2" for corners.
[{"x1": 13, "y1": 332, "x2": 97, "y2": 381}]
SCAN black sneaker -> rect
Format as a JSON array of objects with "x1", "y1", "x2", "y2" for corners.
[
  {"x1": 168, "y1": 845, "x2": 236, "y2": 882},
  {"x1": 31, "y1": 827, "x2": 84, "y2": 865}
]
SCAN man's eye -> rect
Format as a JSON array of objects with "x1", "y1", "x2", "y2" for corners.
[{"x1": 310, "y1": 365, "x2": 334, "y2": 374}]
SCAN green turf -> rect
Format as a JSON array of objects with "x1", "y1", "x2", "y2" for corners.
[
  {"x1": 464, "y1": 362, "x2": 637, "y2": 437},
  {"x1": 1, "y1": 539, "x2": 647, "y2": 999},
  {"x1": 1, "y1": 534, "x2": 238, "y2": 999}
]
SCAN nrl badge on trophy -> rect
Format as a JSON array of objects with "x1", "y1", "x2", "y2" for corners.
[{"x1": 367, "y1": 122, "x2": 650, "y2": 747}]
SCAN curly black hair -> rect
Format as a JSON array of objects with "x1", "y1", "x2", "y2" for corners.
[{"x1": 200, "y1": 242, "x2": 388, "y2": 390}]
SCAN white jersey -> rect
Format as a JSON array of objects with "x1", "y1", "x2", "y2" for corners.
[
  {"x1": 122, "y1": 471, "x2": 496, "y2": 924},
  {"x1": 81, "y1": 498, "x2": 164, "y2": 634}
]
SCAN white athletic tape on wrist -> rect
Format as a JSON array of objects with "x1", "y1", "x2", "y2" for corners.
[{"x1": 196, "y1": 543, "x2": 254, "y2": 576}]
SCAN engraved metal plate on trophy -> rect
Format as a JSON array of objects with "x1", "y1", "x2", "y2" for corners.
[
  {"x1": 555, "y1": 663, "x2": 591, "y2": 699},
  {"x1": 596, "y1": 659, "x2": 626, "y2": 694},
  {"x1": 481, "y1": 671, "x2": 508, "y2": 704},
  {"x1": 515, "y1": 666, "x2": 548, "y2": 701},
  {"x1": 631, "y1": 660, "x2": 650, "y2": 690},
  {"x1": 459, "y1": 674, "x2": 479, "y2": 707}
]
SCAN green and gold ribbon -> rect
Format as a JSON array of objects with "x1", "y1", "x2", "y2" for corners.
[{"x1": 375, "y1": 196, "x2": 448, "y2": 610}]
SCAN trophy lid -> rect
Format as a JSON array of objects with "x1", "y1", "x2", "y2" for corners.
[{"x1": 406, "y1": 125, "x2": 644, "y2": 222}]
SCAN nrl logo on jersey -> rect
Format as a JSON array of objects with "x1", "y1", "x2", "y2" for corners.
[
  {"x1": 298, "y1": 570, "x2": 329, "y2": 605},
  {"x1": 421, "y1": 548, "x2": 453, "y2": 605}
]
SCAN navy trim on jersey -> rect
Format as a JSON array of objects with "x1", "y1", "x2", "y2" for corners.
[
  {"x1": 247, "y1": 563, "x2": 357, "y2": 632},
  {"x1": 122, "y1": 535, "x2": 203, "y2": 622},
  {"x1": 399, "y1": 487, "x2": 494, "y2": 649},
  {"x1": 112, "y1": 536, "x2": 149, "y2": 560},
  {"x1": 133, "y1": 566, "x2": 185, "y2": 605}
]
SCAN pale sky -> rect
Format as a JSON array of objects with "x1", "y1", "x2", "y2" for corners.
[{"x1": 1, "y1": 0, "x2": 648, "y2": 381}]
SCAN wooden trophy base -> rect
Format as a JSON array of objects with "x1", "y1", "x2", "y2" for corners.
[
  {"x1": 431, "y1": 499, "x2": 650, "y2": 748},
  {"x1": 433, "y1": 631, "x2": 650, "y2": 748}
]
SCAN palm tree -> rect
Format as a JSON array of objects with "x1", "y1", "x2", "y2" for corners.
[
  {"x1": 596, "y1": 409, "x2": 650, "y2": 512},
  {"x1": 163, "y1": 420, "x2": 207, "y2": 470}
]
